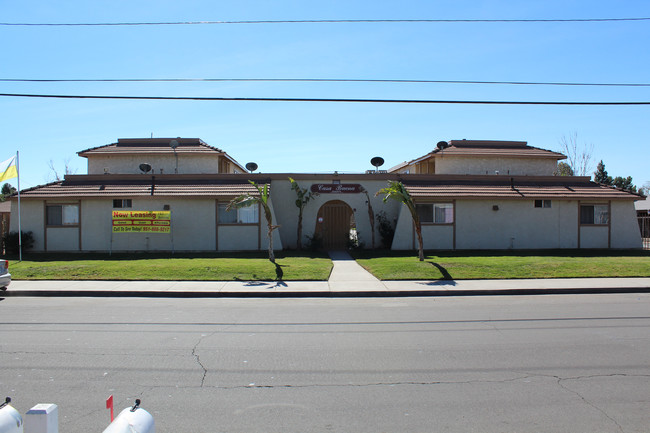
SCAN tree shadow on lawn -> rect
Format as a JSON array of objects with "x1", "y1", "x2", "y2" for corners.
[{"x1": 425, "y1": 261, "x2": 456, "y2": 285}]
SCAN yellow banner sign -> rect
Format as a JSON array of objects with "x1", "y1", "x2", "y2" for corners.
[{"x1": 112, "y1": 211, "x2": 171, "y2": 233}]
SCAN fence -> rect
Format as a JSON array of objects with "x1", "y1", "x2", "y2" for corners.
[{"x1": 639, "y1": 215, "x2": 650, "y2": 250}]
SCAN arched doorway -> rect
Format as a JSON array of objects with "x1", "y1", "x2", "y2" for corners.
[{"x1": 315, "y1": 200, "x2": 355, "y2": 250}]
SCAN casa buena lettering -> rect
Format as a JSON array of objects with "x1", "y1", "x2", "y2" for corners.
[{"x1": 310, "y1": 183, "x2": 363, "y2": 194}]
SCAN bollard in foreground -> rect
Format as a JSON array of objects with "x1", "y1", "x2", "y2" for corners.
[
  {"x1": 24, "y1": 404, "x2": 57, "y2": 433},
  {"x1": 0, "y1": 398, "x2": 23, "y2": 433},
  {"x1": 102, "y1": 400, "x2": 154, "y2": 433}
]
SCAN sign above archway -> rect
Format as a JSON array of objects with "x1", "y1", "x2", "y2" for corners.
[{"x1": 311, "y1": 183, "x2": 363, "y2": 194}]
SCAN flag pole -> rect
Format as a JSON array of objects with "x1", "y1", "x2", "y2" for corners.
[{"x1": 16, "y1": 151, "x2": 22, "y2": 262}]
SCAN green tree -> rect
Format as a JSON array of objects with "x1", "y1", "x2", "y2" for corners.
[
  {"x1": 612, "y1": 176, "x2": 637, "y2": 193},
  {"x1": 376, "y1": 181, "x2": 424, "y2": 261},
  {"x1": 288, "y1": 177, "x2": 317, "y2": 250},
  {"x1": 1, "y1": 183, "x2": 16, "y2": 201},
  {"x1": 594, "y1": 160, "x2": 613, "y2": 185},
  {"x1": 553, "y1": 162, "x2": 574, "y2": 176},
  {"x1": 227, "y1": 180, "x2": 279, "y2": 262}
]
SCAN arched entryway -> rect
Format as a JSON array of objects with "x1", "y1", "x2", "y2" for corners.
[{"x1": 315, "y1": 200, "x2": 355, "y2": 250}]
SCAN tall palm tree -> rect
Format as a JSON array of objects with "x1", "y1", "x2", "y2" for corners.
[
  {"x1": 227, "y1": 180, "x2": 279, "y2": 262},
  {"x1": 376, "y1": 181, "x2": 424, "y2": 261}
]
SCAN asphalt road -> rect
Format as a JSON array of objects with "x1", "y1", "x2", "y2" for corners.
[{"x1": 1, "y1": 294, "x2": 649, "y2": 432}]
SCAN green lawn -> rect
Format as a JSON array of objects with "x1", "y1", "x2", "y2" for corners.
[
  {"x1": 5, "y1": 250, "x2": 650, "y2": 281},
  {"x1": 352, "y1": 250, "x2": 650, "y2": 280},
  {"x1": 7, "y1": 252, "x2": 332, "y2": 281}
]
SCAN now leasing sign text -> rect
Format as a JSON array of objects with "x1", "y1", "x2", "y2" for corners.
[{"x1": 112, "y1": 210, "x2": 171, "y2": 233}]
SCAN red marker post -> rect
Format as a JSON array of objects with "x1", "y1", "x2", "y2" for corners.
[{"x1": 106, "y1": 395, "x2": 114, "y2": 422}]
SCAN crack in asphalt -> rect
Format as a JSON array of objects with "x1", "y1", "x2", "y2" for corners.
[
  {"x1": 191, "y1": 334, "x2": 210, "y2": 387},
  {"x1": 119, "y1": 372, "x2": 650, "y2": 393},
  {"x1": 555, "y1": 377, "x2": 624, "y2": 433},
  {"x1": 526, "y1": 372, "x2": 648, "y2": 433},
  {"x1": 192, "y1": 374, "x2": 537, "y2": 390}
]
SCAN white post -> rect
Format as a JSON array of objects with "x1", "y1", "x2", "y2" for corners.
[
  {"x1": 24, "y1": 404, "x2": 57, "y2": 433},
  {"x1": 16, "y1": 151, "x2": 22, "y2": 262}
]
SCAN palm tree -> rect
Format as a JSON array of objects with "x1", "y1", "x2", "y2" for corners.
[
  {"x1": 289, "y1": 177, "x2": 317, "y2": 250},
  {"x1": 227, "y1": 180, "x2": 279, "y2": 262},
  {"x1": 376, "y1": 181, "x2": 424, "y2": 261}
]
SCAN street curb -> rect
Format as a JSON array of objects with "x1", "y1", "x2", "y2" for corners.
[{"x1": 2, "y1": 286, "x2": 650, "y2": 298}]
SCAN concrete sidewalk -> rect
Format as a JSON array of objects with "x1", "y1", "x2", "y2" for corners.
[{"x1": 2, "y1": 251, "x2": 650, "y2": 298}]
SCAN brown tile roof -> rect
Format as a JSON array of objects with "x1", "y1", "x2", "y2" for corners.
[
  {"x1": 405, "y1": 176, "x2": 639, "y2": 200},
  {"x1": 391, "y1": 140, "x2": 566, "y2": 172},
  {"x1": 78, "y1": 138, "x2": 225, "y2": 157},
  {"x1": 18, "y1": 175, "x2": 266, "y2": 199}
]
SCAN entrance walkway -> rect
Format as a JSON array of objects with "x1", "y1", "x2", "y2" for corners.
[{"x1": 327, "y1": 250, "x2": 385, "y2": 291}]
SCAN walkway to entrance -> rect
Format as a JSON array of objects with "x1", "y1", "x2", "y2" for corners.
[{"x1": 327, "y1": 250, "x2": 384, "y2": 291}]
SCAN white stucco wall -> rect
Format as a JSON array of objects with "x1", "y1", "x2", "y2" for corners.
[
  {"x1": 15, "y1": 196, "x2": 284, "y2": 253},
  {"x1": 455, "y1": 199, "x2": 580, "y2": 249},
  {"x1": 435, "y1": 156, "x2": 558, "y2": 176},
  {"x1": 391, "y1": 205, "x2": 415, "y2": 250},
  {"x1": 579, "y1": 226, "x2": 609, "y2": 249},
  {"x1": 80, "y1": 198, "x2": 218, "y2": 252},
  {"x1": 46, "y1": 227, "x2": 80, "y2": 251},
  {"x1": 422, "y1": 225, "x2": 454, "y2": 250},
  {"x1": 392, "y1": 199, "x2": 584, "y2": 251},
  {"x1": 10, "y1": 199, "x2": 45, "y2": 251},
  {"x1": 218, "y1": 226, "x2": 259, "y2": 251},
  {"x1": 88, "y1": 154, "x2": 223, "y2": 175},
  {"x1": 610, "y1": 201, "x2": 642, "y2": 248},
  {"x1": 270, "y1": 178, "x2": 401, "y2": 250}
]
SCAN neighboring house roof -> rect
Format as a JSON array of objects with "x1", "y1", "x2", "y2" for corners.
[
  {"x1": 635, "y1": 197, "x2": 650, "y2": 211},
  {"x1": 77, "y1": 138, "x2": 247, "y2": 172},
  {"x1": 404, "y1": 175, "x2": 641, "y2": 200},
  {"x1": 389, "y1": 140, "x2": 566, "y2": 172},
  {"x1": 18, "y1": 175, "x2": 266, "y2": 198}
]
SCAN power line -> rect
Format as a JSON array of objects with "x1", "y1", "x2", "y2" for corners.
[
  {"x1": 1, "y1": 17, "x2": 650, "y2": 26},
  {"x1": 1, "y1": 92, "x2": 649, "y2": 105},
  {"x1": 1, "y1": 77, "x2": 649, "y2": 87}
]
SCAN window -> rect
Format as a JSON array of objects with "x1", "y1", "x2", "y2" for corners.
[
  {"x1": 416, "y1": 203, "x2": 454, "y2": 224},
  {"x1": 218, "y1": 203, "x2": 259, "y2": 224},
  {"x1": 113, "y1": 199, "x2": 132, "y2": 208},
  {"x1": 580, "y1": 204, "x2": 609, "y2": 225},
  {"x1": 534, "y1": 200, "x2": 552, "y2": 208},
  {"x1": 46, "y1": 204, "x2": 79, "y2": 226}
]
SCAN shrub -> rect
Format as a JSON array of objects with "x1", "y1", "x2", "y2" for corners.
[
  {"x1": 305, "y1": 233, "x2": 324, "y2": 252},
  {"x1": 3, "y1": 231, "x2": 34, "y2": 254},
  {"x1": 377, "y1": 211, "x2": 395, "y2": 249}
]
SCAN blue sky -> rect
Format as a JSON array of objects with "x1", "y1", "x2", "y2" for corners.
[{"x1": 1, "y1": 0, "x2": 649, "y2": 190}]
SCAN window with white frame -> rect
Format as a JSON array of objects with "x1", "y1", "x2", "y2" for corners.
[
  {"x1": 580, "y1": 204, "x2": 609, "y2": 225},
  {"x1": 218, "y1": 203, "x2": 259, "y2": 224},
  {"x1": 113, "y1": 199, "x2": 132, "y2": 208},
  {"x1": 534, "y1": 200, "x2": 552, "y2": 208},
  {"x1": 46, "y1": 204, "x2": 79, "y2": 226},
  {"x1": 416, "y1": 203, "x2": 454, "y2": 224}
]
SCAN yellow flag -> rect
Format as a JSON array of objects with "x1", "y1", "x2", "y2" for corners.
[{"x1": 0, "y1": 156, "x2": 18, "y2": 182}]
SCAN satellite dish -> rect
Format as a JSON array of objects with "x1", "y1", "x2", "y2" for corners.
[
  {"x1": 436, "y1": 141, "x2": 449, "y2": 150},
  {"x1": 370, "y1": 157, "x2": 384, "y2": 168},
  {"x1": 170, "y1": 139, "x2": 179, "y2": 149},
  {"x1": 139, "y1": 163, "x2": 152, "y2": 174},
  {"x1": 245, "y1": 162, "x2": 258, "y2": 173}
]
